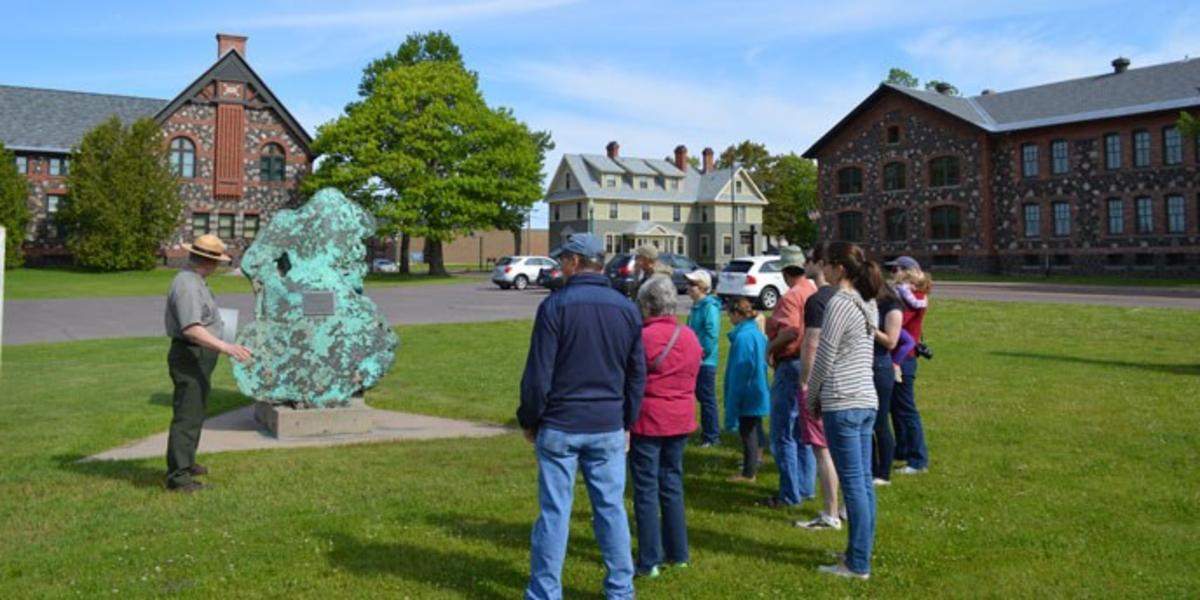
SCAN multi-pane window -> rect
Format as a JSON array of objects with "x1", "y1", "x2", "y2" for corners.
[
  {"x1": 929, "y1": 156, "x2": 960, "y2": 187},
  {"x1": 15, "y1": 155, "x2": 27, "y2": 174},
  {"x1": 668, "y1": 178, "x2": 679, "y2": 191},
  {"x1": 722, "y1": 235, "x2": 732, "y2": 256},
  {"x1": 191, "y1": 212, "x2": 210, "y2": 237},
  {"x1": 837, "y1": 167, "x2": 863, "y2": 195},
  {"x1": 218, "y1": 213, "x2": 235, "y2": 240},
  {"x1": 1104, "y1": 133, "x2": 1121, "y2": 169},
  {"x1": 736, "y1": 205, "x2": 747, "y2": 222},
  {"x1": 1133, "y1": 130, "x2": 1151, "y2": 167},
  {"x1": 1167, "y1": 195, "x2": 1186, "y2": 233},
  {"x1": 169, "y1": 137, "x2": 195, "y2": 178},
  {"x1": 1021, "y1": 143, "x2": 1039, "y2": 177},
  {"x1": 1052, "y1": 202, "x2": 1071, "y2": 237},
  {"x1": 701, "y1": 207, "x2": 708, "y2": 223},
  {"x1": 243, "y1": 214, "x2": 259, "y2": 240},
  {"x1": 553, "y1": 204, "x2": 559, "y2": 222},
  {"x1": 885, "y1": 208, "x2": 906, "y2": 241},
  {"x1": 564, "y1": 173, "x2": 572, "y2": 189},
  {"x1": 1107, "y1": 199, "x2": 1123, "y2": 234},
  {"x1": 676, "y1": 237, "x2": 684, "y2": 253},
  {"x1": 838, "y1": 211, "x2": 863, "y2": 242},
  {"x1": 735, "y1": 180, "x2": 743, "y2": 194},
  {"x1": 883, "y1": 162, "x2": 906, "y2": 191},
  {"x1": 700, "y1": 235, "x2": 710, "y2": 256},
  {"x1": 260, "y1": 143, "x2": 286, "y2": 182},
  {"x1": 641, "y1": 203, "x2": 650, "y2": 221},
  {"x1": 608, "y1": 202, "x2": 618, "y2": 219},
  {"x1": 638, "y1": 177, "x2": 649, "y2": 190},
  {"x1": 49, "y1": 157, "x2": 68, "y2": 176},
  {"x1": 604, "y1": 234, "x2": 615, "y2": 254},
  {"x1": 605, "y1": 175, "x2": 618, "y2": 188},
  {"x1": 673, "y1": 205, "x2": 681, "y2": 222},
  {"x1": 45, "y1": 194, "x2": 65, "y2": 239},
  {"x1": 1051, "y1": 140, "x2": 1069, "y2": 175},
  {"x1": 1163, "y1": 127, "x2": 1182, "y2": 166},
  {"x1": 1023, "y1": 203, "x2": 1041, "y2": 237},
  {"x1": 930, "y1": 206, "x2": 962, "y2": 240},
  {"x1": 576, "y1": 202, "x2": 583, "y2": 219},
  {"x1": 1135, "y1": 197, "x2": 1153, "y2": 233}
]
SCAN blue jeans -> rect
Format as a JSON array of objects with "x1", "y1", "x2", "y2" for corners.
[
  {"x1": 527, "y1": 428, "x2": 634, "y2": 600},
  {"x1": 630, "y1": 434, "x2": 689, "y2": 572},
  {"x1": 890, "y1": 356, "x2": 928, "y2": 470},
  {"x1": 695, "y1": 365, "x2": 720, "y2": 444},
  {"x1": 770, "y1": 359, "x2": 815, "y2": 504},
  {"x1": 872, "y1": 357, "x2": 896, "y2": 481},
  {"x1": 824, "y1": 408, "x2": 877, "y2": 575}
]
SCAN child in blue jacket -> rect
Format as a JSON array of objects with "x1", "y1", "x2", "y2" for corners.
[{"x1": 724, "y1": 298, "x2": 770, "y2": 482}]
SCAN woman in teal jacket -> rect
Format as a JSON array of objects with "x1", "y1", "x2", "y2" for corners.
[
  {"x1": 685, "y1": 271, "x2": 722, "y2": 446},
  {"x1": 724, "y1": 297, "x2": 770, "y2": 482}
]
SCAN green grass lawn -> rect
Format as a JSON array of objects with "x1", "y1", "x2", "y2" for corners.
[
  {"x1": 932, "y1": 270, "x2": 1200, "y2": 289},
  {"x1": 3, "y1": 265, "x2": 487, "y2": 300},
  {"x1": 1, "y1": 301, "x2": 1197, "y2": 597}
]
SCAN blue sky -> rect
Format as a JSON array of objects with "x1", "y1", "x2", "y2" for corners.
[{"x1": 3, "y1": 0, "x2": 1196, "y2": 227}]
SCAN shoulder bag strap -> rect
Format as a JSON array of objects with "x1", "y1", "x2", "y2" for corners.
[{"x1": 650, "y1": 325, "x2": 683, "y2": 373}]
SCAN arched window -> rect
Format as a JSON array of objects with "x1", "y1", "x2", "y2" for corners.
[
  {"x1": 883, "y1": 162, "x2": 906, "y2": 191},
  {"x1": 929, "y1": 156, "x2": 960, "y2": 187},
  {"x1": 837, "y1": 167, "x2": 863, "y2": 195},
  {"x1": 169, "y1": 137, "x2": 195, "y2": 178},
  {"x1": 260, "y1": 143, "x2": 286, "y2": 182},
  {"x1": 930, "y1": 206, "x2": 962, "y2": 240}
]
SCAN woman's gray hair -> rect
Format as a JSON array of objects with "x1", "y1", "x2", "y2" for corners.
[{"x1": 637, "y1": 275, "x2": 678, "y2": 317}]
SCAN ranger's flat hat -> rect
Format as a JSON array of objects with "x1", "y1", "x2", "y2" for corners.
[{"x1": 184, "y1": 233, "x2": 232, "y2": 262}]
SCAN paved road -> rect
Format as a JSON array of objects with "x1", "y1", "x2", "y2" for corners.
[{"x1": 3, "y1": 280, "x2": 1198, "y2": 345}]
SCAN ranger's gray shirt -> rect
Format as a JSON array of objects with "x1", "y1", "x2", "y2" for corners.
[{"x1": 165, "y1": 267, "x2": 224, "y2": 340}]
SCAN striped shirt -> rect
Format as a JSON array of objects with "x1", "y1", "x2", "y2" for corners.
[{"x1": 807, "y1": 288, "x2": 879, "y2": 412}]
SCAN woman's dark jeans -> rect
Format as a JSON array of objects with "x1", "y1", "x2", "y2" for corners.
[
  {"x1": 890, "y1": 356, "x2": 929, "y2": 469},
  {"x1": 695, "y1": 365, "x2": 720, "y2": 444},
  {"x1": 871, "y1": 357, "x2": 896, "y2": 481},
  {"x1": 630, "y1": 434, "x2": 689, "y2": 571}
]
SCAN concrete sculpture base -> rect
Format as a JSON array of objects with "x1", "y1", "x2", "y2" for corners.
[{"x1": 254, "y1": 398, "x2": 373, "y2": 438}]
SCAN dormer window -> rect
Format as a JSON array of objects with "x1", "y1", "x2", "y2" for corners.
[
  {"x1": 565, "y1": 173, "x2": 572, "y2": 189},
  {"x1": 668, "y1": 178, "x2": 679, "y2": 191},
  {"x1": 638, "y1": 177, "x2": 649, "y2": 190},
  {"x1": 605, "y1": 175, "x2": 618, "y2": 188}
]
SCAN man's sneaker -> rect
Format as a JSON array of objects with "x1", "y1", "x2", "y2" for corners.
[
  {"x1": 794, "y1": 513, "x2": 842, "y2": 530},
  {"x1": 873, "y1": 478, "x2": 891, "y2": 487},
  {"x1": 697, "y1": 441, "x2": 718, "y2": 449},
  {"x1": 818, "y1": 563, "x2": 869, "y2": 580},
  {"x1": 897, "y1": 466, "x2": 928, "y2": 475},
  {"x1": 636, "y1": 565, "x2": 660, "y2": 578}
]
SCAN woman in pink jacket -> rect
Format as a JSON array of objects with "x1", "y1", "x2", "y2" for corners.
[{"x1": 630, "y1": 275, "x2": 703, "y2": 578}]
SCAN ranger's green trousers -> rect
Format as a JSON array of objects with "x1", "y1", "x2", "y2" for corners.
[{"x1": 166, "y1": 339, "x2": 218, "y2": 487}]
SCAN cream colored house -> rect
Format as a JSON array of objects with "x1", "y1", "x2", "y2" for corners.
[{"x1": 545, "y1": 142, "x2": 769, "y2": 267}]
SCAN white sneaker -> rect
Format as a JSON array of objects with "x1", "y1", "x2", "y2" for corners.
[
  {"x1": 873, "y1": 478, "x2": 891, "y2": 487},
  {"x1": 818, "y1": 562, "x2": 869, "y2": 580},
  {"x1": 839, "y1": 506, "x2": 848, "y2": 521},
  {"x1": 794, "y1": 513, "x2": 842, "y2": 530},
  {"x1": 897, "y1": 466, "x2": 927, "y2": 475}
]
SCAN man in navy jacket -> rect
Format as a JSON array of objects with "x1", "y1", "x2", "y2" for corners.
[{"x1": 518, "y1": 232, "x2": 645, "y2": 600}]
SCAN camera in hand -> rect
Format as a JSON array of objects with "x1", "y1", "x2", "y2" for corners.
[{"x1": 915, "y1": 342, "x2": 933, "y2": 360}]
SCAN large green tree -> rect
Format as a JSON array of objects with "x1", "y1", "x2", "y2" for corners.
[
  {"x1": 308, "y1": 32, "x2": 548, "y2": 275},
  {"x1": 305, "y1": 34, "x2": 547, "y2": 276},
  {"x1": 0, "y1": 141, "x2": 31, "y2": 268},
  {"x1": 716, "y1": 141, "x2": 817, "y2": 248},
  {"x1": 57, "y1": 116, "x2": 182, "y2": 271}
]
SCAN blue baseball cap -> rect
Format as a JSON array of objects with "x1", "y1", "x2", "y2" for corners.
[
  {"x1": 884, "y1": 256, "x2": 921, "y2": 270},
  {"x1": 550, "y1": 232, "x2": 605, "y2": 261}
]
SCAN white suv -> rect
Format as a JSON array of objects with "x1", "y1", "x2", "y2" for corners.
[
  {"x1": 716, "y1": 256, "x2": 786, "y2": 309},
  {"x1": 492, "y1": 256, "x2": 558, "y2": 290}
]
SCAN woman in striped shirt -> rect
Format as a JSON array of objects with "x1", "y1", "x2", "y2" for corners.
[{"x1": 805, "y1": 241, "x2": 883, "y2": 580}]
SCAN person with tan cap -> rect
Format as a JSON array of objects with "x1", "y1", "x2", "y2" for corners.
[
  {"x1": 163, "y1": 234, "x2": 252, "y2": 493},
  {"x1": 629, "y1": 244, "x2": 670, "y2": 300}
]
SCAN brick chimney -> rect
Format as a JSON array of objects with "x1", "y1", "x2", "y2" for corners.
[
  {"x1": 217, "y1": 33, "x2": 248, "y2": 58},
  {"x1": 606, "y1": 140, "x2": 620, "y2": 159},
  {"x1": 702, "y1": 147, "x2": 715, "y2": 174},
  {"x1": 1112, "y1": 57, "x2": 1130, "y2": 74},
  {"x1": 673, "y1": 145, "x2": 689, "y2": 172}
]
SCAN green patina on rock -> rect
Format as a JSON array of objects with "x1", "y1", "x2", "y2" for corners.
[{"x1": 233, "y1": 188, "x2": 398, "y2": 407}]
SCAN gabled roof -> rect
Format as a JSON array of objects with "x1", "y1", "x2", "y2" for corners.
[
  {"x1": 547, "y1": 153, "x2": 767, "y2": 205},
  {"x1": 0, "y1": 86, "x2": 167, "y2": 153},
  {"x1": 804, "y1": 57, "x2": 1200, "y2": 158},
  {"x1": 156, "y1": 49, "x2": 312, "y2": 152}
]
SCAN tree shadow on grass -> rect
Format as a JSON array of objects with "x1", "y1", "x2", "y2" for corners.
[
  {"x1": 54, "y1": 453, "x2": 162, "y2": 489},
  {"x1": 990, "y1": 351, "x2": 1200, "y2": 377}
]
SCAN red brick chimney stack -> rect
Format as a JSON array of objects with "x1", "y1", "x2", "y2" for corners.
[
  {"x1": 217, "y1": 33, "x2": 248, "y2": 58},
  {"x1": 606, "y1": 140, "x2": 620, "y2": 159},
  {"x1": 673, "y1": 145, "x2": 688, "y2": 172},
  {"x1": 702, "y1": 147, "x2": 715, "y2": 174}
]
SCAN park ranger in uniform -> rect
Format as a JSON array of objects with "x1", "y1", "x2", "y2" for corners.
[{"x1": 164, "y1": 234, "x2": 252, "y2": 493}]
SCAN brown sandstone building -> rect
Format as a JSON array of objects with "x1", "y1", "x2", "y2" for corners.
[
  {"x1": 803, "y1": 57, "x2": 1200, "y2": 276},
  {"x1": 0, "y1": 34, "x2": 312, "y2": 264}
]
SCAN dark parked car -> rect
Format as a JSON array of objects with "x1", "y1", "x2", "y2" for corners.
[
  {"x1": 536, "y1": 265, "x2": 565, "y2": 290},
  {"x1": 604, "y1": 252, "x2": 715, "y2": 295}
]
